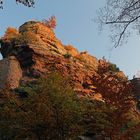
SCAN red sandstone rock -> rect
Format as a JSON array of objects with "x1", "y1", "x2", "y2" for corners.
[{"x1": 0, "y1": 21, "x2": 127, "y2": 100}]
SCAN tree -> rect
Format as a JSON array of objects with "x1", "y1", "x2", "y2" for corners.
[
  {"x1": 0, "y1": 73, "x2": 84, "y2": 140},
  {"x1": 0, "y1": 0, "x2": 35, "y2": 8},
  {"x1": 22, "y1": 73, "x2": 83, "y2": 140},
  {"x1": 98, "y1": 0, "x2": 140, "y2": 47},
  {"x1": 0, "y1": 89, "x2": 20, "y2": 139},
  {"x1": 81, "y1": 99, "x2": 112, "y2": 138},
  {"x1": 93, "y1": 60, "x2": 138, "y2": 139}
]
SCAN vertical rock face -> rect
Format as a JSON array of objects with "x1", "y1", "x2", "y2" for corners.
[
  {"x1": 0, "y1": 21, "x2": 127, "y2": 100},
  {"x1": 0, "y1": 56, "x2": 22, "y2": 89},
  {"x1": 0, "y1": 21, "x2": 99, "y2": 92}
]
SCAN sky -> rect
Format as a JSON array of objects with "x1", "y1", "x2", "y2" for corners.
[{"x1": 0, "y1": 0, "x2": 140, "y2": 79}]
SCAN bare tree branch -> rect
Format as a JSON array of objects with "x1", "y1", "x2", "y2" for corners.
[
  {"x1": 98, "y1": 0, "x2": 140, "y2": 47},
  {"x1": 0, "y1": 0, "x2": 35, "y2": 8},
  {"x1": 16, "y1": 0, "x2": 35, "y2": 7}
]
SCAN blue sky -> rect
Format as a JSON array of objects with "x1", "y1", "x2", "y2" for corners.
[{"x1": 0, "y1": 0, "x2": 140, "y2": 78}]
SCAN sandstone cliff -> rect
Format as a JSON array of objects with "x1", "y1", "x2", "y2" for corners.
[{"x1": 0, "y1": 21, "x2": 126, "y2": 100}]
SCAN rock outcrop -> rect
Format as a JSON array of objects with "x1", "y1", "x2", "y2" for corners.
[
  {"x1": 0, "y1": 56, "x2": 22, "y2": 89},
  {"x1": 0, "y1": 21, "x2": 126, "y2": 99}
]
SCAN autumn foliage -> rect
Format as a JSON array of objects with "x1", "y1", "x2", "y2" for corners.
[
  {"x1": 2, "y1": 27, "x2": 19, "y2": 41},
  {"x1": 93, "y1": 59, "x2": 140, "y2": 139},
  {"x1": 42, "y1": 16, "x2": 57, "y2": 29},
  {"x1": 0, "y1": 61, "x2": 140, "y2": 139}
]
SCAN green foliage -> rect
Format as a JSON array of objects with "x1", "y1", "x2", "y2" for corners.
[
  {"x1": 108, "y1": 62, "x2": 120, "y2": 72},
  {"x1": 0, "y1": 90, "x2": 20, "y2": 140},
  {"x1": 81, "y1": 99, "x2": 112, "y2": 135},
  {"x1": 121, "y1": 120, "x2": 139, "y2": 134},
  {"x1": 133, "y1": 133, "x2": 140, "y2": 140},
  {"x1": 15, "y1": 85, "x2": 33, "y2": 98},
  {"x1": 63, "y1": 53, "x2": 72, "y2": 59},
  {"x1": 0, "y1": 73, "x2": 137, "y2": 139},
  {"x1": 27, "y1": 73, "x2": 84, "y2": 140},
  {"x1": 0, "y1": 73, "x2": 84, "y2": 140}
]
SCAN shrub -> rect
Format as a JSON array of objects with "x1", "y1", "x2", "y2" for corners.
[
  {"x1": 108, "y1": 62, "x2": 120, "y2": 72},
  {"x1": 94, "y1": 65, "x2": 136, "y2": 139},
  {"x1": 63, "y1": 53, "x2": 72, "y2": 59},
  {"x1": 133, "y1": 133, "x2": 140, "y2": 140},
  {"x1": 42, "y1": 16, "x2": 57, "y2": 29},
  {"x1": 30, "y1": 73, "x2": 83, "y2": 140},
  {"x1": 2, "y1": 27, "x2": 19, "y2": 41}
]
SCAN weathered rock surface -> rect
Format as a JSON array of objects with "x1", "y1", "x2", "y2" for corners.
[
  {"x1": 0, "y1": 56, "x2": 22, "y2": 89},
  {"x1": 0, "y1": 21, "x2": 127, "y2": 99}
]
